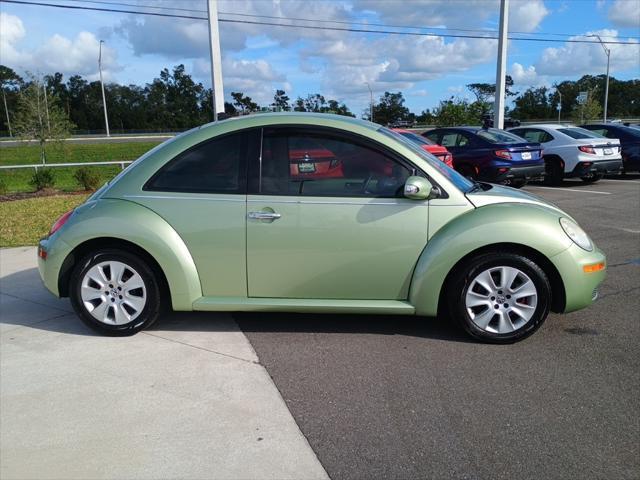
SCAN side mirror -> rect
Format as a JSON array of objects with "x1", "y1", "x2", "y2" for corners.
[{"x1": 403, "y1": 176, "x2": 434, "y2": 200}]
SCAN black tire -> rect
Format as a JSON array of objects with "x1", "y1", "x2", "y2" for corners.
[
  {"x1": 446, "y1": 252, "x2": 551, "y2": 343},
  {"x1": 510, "y1": 179, "x2": 527, "y2": 189},
  {"x1": 580, "y1": 173, "x2": 604, "y2": 183},
  {"x1": 543, "y1": 157, "x2": 564, "y2": 186},
  {"x1": 69, "y1": 249, "x2": 161, "y2": 336}
]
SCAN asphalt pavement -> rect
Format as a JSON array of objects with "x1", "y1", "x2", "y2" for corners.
[{"x1": 236, "y1": 175, "x2": 640, "y2": 480}]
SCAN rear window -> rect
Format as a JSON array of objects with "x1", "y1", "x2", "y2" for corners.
[
  {"x1": 399, "y1": 131, "x2": 436, "y2": 146},
  {"x1": 557, "y1": 127, "x2": 603, "y2": 139},
  {"x1": 476, "y1": 129, "x2": 526, "y2": 144}
]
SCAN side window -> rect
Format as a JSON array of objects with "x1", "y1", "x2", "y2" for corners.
[
  {"x1": 145, "y1": 131, "x2": 251, "y2": 193},
  {"x1": 423, "y1": 131, "x2": 440, "y2": 143},
  {"x1": 259, "y1": 129, "x2": 411, "y2": 198},
  {"x1": 441, "y1": 133, "x2": 464, "y2": 147}
]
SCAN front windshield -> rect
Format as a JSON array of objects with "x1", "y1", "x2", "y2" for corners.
[
  {"x1": 558, "y1": 127, "x2": 604, "y2": 139},
  {"x1": 378, "y1": 127, "x2": 475, "y2": 192},
  {"x1": 477, "y1": 129, "x2": 526, "y2": 144}
]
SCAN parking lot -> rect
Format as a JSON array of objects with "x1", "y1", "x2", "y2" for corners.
[
  {"x1": 1, "y1": 175, "x2": 638, "y2": 479},
  {"x1": 236, "y1": 176, "x2": 640, "y2": 479}
]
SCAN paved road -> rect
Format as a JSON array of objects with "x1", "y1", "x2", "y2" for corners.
[{"x1": 236, "y1": 176, "x2": 640, "y2": 480}]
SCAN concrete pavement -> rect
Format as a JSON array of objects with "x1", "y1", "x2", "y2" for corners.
[{"x1": 0, "y1": 247, "x2": 328, "y2": 480}]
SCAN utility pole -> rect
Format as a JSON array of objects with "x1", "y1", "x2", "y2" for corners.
[
  {"x1": 556, "y1": 88, "x2": 562, "y2": 123},
  {"x1": 2, "y1": 88, "x2": 12, "y2": 137},
  {"x1": 206, "y1": 0, "x2": 225, "y2": 121},
  {"x1": 590, "y1": 34, "x2": 610, "y2": 123},
  {"x1": 493, "y1": 0, "x2": 509, "y2": 130},
  {"x1": 99, "y1": 40, "x2": 110, "y2": 136},
  {"x1": 365, "y1": 82, "x2": 373, "y2": 122}
]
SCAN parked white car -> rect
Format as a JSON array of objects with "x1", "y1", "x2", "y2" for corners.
[{"x1": 508, "y1": 124, "x2": 623, "y2": 185}]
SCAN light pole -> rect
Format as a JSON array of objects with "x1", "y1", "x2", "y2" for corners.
[
  {"x1": 365, "y1": 82, "x2": 373, "y2": 122},
  {"x1": 206, "y1": 0, "x2": 225, "y2": 121},
  {"x1": 493, "y1": 0, "x2": 509, "y2": 130},
  {"x1": 556, "y1": 88, "x2": 562, "y2": 123},
  {"x1": 98, "y1": 40, "x2": 110, "y2": 136},
  {"x1": 590, "y1": 34, "x2": 610, "y2": 123}
]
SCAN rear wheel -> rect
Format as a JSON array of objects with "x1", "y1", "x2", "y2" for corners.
[
  {"x1": 447, "y1": 252, "x2": 551, "y2": 343},
  {"x1": 70, "y1": 249, "x2": 161, "y2": 335},
  {"x1": 510, "y1": 179, "x2": 527, "y2": 189},
  {"x1": 580, "y1": 173, "x2": 604, "y2": 183},
  {"x1": 543, "y1": 157, "x2": 564, "y2": 186}
]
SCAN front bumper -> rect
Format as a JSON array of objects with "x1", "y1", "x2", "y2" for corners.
[
  {"x1": 550, "y1": 243, "x2": 607, "y2": 313},
  {"x1": 482, "y1": 164, "x2": 546, "y2": 184},
  {"x1": 569, "y1": 159, "x2": 623, "y2": 178}
]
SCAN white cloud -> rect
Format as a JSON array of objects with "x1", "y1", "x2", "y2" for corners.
[
  {"x1": 193, "y1": 57, "x2": 288, "y2": 105},
  {"x1": 0, "y1": 12, "x2": 120, "y2": 81},
  {"x1": 510, "y1": 62, "x2": 545, "y2": 85},
  {"x1": 509, "y1": 0, "x2": 550, "y2": 33},
  {"x1": 535, "y1": 29, "x2": 640, "y2": 76},
  {"x1": 351, "y1": 0, "x2": 548, "y2": 31},
  {"x1": 608, "y1": 0, "x2": 640, "y2": 28}
]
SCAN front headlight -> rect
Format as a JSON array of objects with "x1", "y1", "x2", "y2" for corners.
[{"x1": 560, "y1": 217, "x2": 593, "y2": 251}]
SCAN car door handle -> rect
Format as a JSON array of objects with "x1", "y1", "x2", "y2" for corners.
[{"x1": 248, "y1": 211, "x2": 281, "y2": 220}]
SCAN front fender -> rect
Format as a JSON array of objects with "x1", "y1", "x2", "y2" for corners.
[
  {"x1": 410, "y1": 203, "x2": 573, "y2": 316},
  {"x1": 56, "y1": 198, "x2": 202, "y2": 310}
]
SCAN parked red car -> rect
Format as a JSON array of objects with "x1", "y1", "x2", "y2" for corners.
[{"x1": 393, "y1": 128, "x2": 454, "y2": 168}]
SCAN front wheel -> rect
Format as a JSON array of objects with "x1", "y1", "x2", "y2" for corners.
[
  {"x1": 70, "y1": 249, "x2": 161, "y2": 335},
  {"x1": 447, "y1": 253, "x2": 551, "y2": 343}
]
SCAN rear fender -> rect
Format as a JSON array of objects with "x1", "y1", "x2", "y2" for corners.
[{"x1": 57, "y1": 198, "x2": 202, "y2": 310}]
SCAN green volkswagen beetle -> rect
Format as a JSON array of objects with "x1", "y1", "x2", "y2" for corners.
[{"x1": 38, "y1": 113, "x2": 606, "y2": 343}]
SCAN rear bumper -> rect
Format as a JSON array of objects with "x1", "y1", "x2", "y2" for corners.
[
  {"x1": 569, "y1": 159, "x2": 623, "y2": 177},
  {"x1": 481, "y1": 164, "x2": 546, "y2": 183}
]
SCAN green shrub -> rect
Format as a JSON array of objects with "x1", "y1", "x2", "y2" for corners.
[
  {"x1": 73, "y1": 166, "x2": 101, "y2": 191},
  {"x1": 0, "y1": 176, "x2": 7, "y2": 195},
  {"x1": 29, "y1": 168, "x2": 56, "y2": 191}
]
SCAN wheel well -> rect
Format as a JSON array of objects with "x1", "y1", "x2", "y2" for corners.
[
  {"x1": 58, "y1": 237, "x2": 171, "y2": 307},
  {"x1": 437, "y1": 242, "x2": 566, "y2": 315},
  {"x1": 543, "y1": 154, "x2": 565, "y2": 169}
]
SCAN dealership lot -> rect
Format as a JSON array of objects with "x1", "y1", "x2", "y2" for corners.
[
  {"x1": 237, "y1": 176, "x2": 640, "y2": 480},
  {"x1": 1, "y1": 176, "x2": 638, "y2": 479}
]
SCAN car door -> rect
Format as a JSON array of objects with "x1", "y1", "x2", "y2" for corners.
[
  {"x1": 246, "y1": 126, "x2": 430, "y2": 300},
  {"x1": 134, "y1": 129, "x2": 259, "y2": 297}
]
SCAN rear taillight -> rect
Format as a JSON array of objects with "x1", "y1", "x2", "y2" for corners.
[
  {"x1": 444, "y1": 153, "x2": 453, "y2": 167},
  {"x1": 49, "y1": 209, "x2": 74, "y2": 236},
  {"x1": 578, "y1": 146, "x2": 596, "y2": 154},
  {"x1": 495, "y1": 150, "x2": 512, "y2": 160}
]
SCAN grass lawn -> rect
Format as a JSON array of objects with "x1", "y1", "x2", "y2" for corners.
[
  {"x1": 0, "y1": 141, "x2": 161, "y2": 193},
  {"x1": 0, "y1": 194, "x2": 89, "y2": 247}
]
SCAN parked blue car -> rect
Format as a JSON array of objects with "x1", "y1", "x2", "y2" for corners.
[
  {"x1": 422, "y1": 127, "x2": 544, "y2": 187},
  {"x1": 580, "y1": 123, "x2": 640, "y2": 173}
]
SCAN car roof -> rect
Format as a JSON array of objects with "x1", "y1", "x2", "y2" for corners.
[
  {"x1": 513, "y1": 124, "x2": 576, "y2": 130},
  {"x1": 201, "y1": 112, "x2": 380, "y2": 133},
  {"x1": 431, "y1": 126, "x2": 482, "y2": 132}
]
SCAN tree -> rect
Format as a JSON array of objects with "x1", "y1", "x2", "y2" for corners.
[
  {"x1": 272, "y1": 89, "x2": 290, "y2": 111},
  {"x1": 511, "y1": 86, "x2": 552, "y2": 120},
  {"x1": 0, "y1": 65, "x2": 23, "y2": 136},
  {"x1": 432, "y1": 97, "x2": 485, "y2": 126},
  {"x1": 572, "y1": 90, "x2": 602, "y2": 124},
  {"x1": 231, "y1": 91, "x2": 258, "y2": 113},
  {"x1": 370, "y1": 91, "x2": 410, "y2": 125},
  {"x1": 466, "y1": 76, "x2": 516, "y2": 114},
  {"x1": 13, "y1": 76, "x2": 74, "y2": 163}
]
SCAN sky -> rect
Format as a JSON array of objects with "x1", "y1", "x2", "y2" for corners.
[{"x1": 1, "y1": 0, "x2": 639, "y2": 116}]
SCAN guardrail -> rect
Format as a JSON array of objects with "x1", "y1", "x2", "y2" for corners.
[{"x1": 0, "y1": 160, "x2": 133, "y2": 171}]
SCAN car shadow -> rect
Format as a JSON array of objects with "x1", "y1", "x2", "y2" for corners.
[{"x1": 2, "y1": 267, "x2": 471, "y2": 343}]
